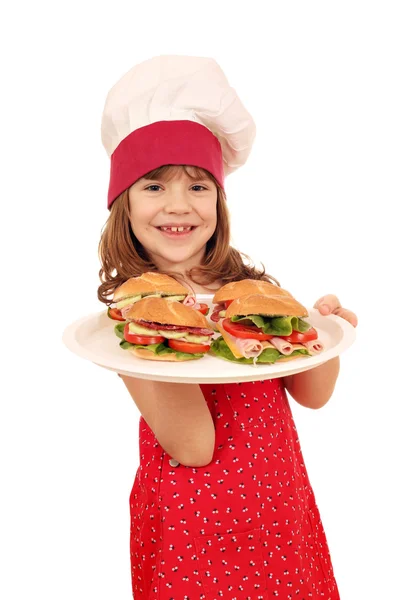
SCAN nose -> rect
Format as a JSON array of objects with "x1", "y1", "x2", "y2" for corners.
[{"x1": 164, "y1": 189, "x2": 191, "y2": 213}]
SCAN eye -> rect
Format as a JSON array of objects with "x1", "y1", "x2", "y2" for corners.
[
  {"x1": 191, "y1": 185, "x2": 207, "y2": 191},
  {"x1": 145, "y1": 184, "x2": 162, "y2": 191}
]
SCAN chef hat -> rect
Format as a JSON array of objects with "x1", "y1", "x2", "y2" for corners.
[{"x1": 101, "y1": 55, "x2": 256, "y2": 210}]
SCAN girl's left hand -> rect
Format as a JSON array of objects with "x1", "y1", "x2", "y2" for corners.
[{"x1": 313, "y1": 294, "x2": 358, "y2": 328}]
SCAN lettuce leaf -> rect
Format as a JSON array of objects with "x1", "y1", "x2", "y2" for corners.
[
  {"x1": 230, "y1": 314, "x2": 311, "y2": 336},
  {"x1": 210, "y1": 336, "x2": 310, "y2": 364},
  {"x1": 114, "y1": 322, "x2": 126, "y2": 339}
]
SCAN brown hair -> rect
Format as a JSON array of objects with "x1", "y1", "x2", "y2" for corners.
[{"x1": 97, "y1": 165, "x2": 281, "y2": 305}]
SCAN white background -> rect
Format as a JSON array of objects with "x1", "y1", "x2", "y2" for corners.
[{"x1": 1, "y1": 1, "x2": 399, "y2": 598}]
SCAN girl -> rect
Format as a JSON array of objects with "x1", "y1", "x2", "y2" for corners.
[{"x1": 97, "y1": 56, "x2": 357, "y2": 600}]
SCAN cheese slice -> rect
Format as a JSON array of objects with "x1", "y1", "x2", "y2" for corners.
[
  {"x1": 260, "y1": 340, "x2": 274, "y2": 349},
  {"x1": 215, "y1": 321, "x2": 243, "y2": 358}
]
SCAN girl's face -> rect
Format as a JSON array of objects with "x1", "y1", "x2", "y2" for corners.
[{"x1": 128, "y1": 167, "x2": 218, "y2": 272}]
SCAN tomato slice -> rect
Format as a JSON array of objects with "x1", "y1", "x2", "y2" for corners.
[
  {"x1": 222, "y1": 319, "x2": 273, "y2": 340},
  {"x1": 108, "y1": 307, "x2": 126, "y2": 321},
  {"x1": 225, "y1": 299, "x2": 234, "y2": 309},
  {"x1": 168, "y1": 339, "x2": 211, "y2": 354},
  {"x1": 280, "y1": 327, "x2": 318, "y2": 343},
  {"x1": 123, "y1": 324, "x2": 165, "y2": 345},
  {"x1": 197, "y1": 303, "x2": 209, "y2": 316}
]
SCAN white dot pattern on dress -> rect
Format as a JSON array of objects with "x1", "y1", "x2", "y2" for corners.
[{"x1": 129, "y1": 378, "x2": 340, "y2": 599}]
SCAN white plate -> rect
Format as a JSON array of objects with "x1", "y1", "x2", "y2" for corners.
[{"x1": 62, "y1": 294, "x2": 356, "y2": 383}]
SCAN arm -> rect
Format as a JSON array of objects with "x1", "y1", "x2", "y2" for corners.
[
  {"x1": 118, "y1": 375, "x2": 215, "y2": 467},
  {"x1": 282, "y1": 356, "x2": 340, "y2": 409}
]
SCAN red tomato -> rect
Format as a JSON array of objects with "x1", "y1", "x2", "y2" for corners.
[
  {"x1": 108, "y1": 307, "x2": 125, "y2": 321},
  {"x1": 225, "y1": 299, "x2": 234, "y2": 309},
  {"x1": 280, "y1": 327, "x2": 318, "y2": 343},
  {"x1": 168, "y1": 339, "x2": 211, "y2": 354},
  {"x1": 222, "y1": 319, "x2": 273, "y2": 341},
  {"x1": 123, "y1": 324, "x2": 165, "y2": 345},
  {"x1": 197, "y1": 303, "x2": 209, "y2": 316}
]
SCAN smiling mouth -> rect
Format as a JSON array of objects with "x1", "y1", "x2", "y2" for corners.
[
  {"x1": 155, "y1": 226, "x2": 198, "y2": 238},
  {"x1": 157, "y1": 226, "x2": 195, "y2": 233}
]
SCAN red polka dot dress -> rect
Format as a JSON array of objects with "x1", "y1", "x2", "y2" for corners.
[{"x1": 129, "y1": 378, "x2": 340, "y2": 599}]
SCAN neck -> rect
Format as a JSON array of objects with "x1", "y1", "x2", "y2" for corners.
[
  {"x1": 150, "y1": 248, "x2": 206, "y2": 278},
  {"x1": 150, "y1": 249, "x2": 222, "y2": 293}
]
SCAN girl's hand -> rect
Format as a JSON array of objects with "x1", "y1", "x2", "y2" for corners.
[{"x1": 313, "y1": 294, "x2": 358, "y2": 328}]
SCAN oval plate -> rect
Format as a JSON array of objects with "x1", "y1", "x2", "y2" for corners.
[{"x1": 62, "y1": 295, "x2": 356, "y2": 383}]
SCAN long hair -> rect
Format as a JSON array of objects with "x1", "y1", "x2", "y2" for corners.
[{"x1": 97, "y1": 165, "x2": 281, "y2": 305}]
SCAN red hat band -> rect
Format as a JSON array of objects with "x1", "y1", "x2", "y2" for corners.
[{"x1": 107, "y1": 120, "x2": 224, "y2": 210}]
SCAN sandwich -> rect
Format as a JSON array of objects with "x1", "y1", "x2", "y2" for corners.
[
  {"x1": 210, "y1": 279, "x2": 293, "y2": 324},
  {"x1": 114, "y1": 296, "x2": 214, "y2": 361},
  {"x1": 108, "y1": 272, "x2": 208, "y2": 321},
  {"x1": 210, "y1": 293, "x2": 325, "y2": 365}
]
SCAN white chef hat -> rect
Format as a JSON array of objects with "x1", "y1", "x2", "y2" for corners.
[{"x1": 101, "y1": 55, "x2": 256, "y2": 210}]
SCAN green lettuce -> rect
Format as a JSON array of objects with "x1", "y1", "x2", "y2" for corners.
[
  {"x1": 114, "y1": 322, "x2": 127, "y2": 339},
  {"x1": 210, "y1": 336, "x2": 310, "y2": 365},
  {"x1": 230, "y1": 314, "x2": 311, "y2": 336}
]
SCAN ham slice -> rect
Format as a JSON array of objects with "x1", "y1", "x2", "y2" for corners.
[
  {"x1": 269, "y1": 336, "x2": 294, "y2": 355},
  {"x1": 236, "y1": 338, "x2": 264, "y2": 359},
  {"x1": 183, "y1": 295, "x2": 195, "y2": 306},
  {"x1": 182, "y1": 295, "x2": 202, "y2": 310},
  {"x1": 219, "y1": 324, "x2": 264, "y2": 359},
  {"x1": 121, "y1": 304, "x2": 134, "y2": 319},
  {"x1": 303, "y1": 339, "x2": 325, "y2": 354}
]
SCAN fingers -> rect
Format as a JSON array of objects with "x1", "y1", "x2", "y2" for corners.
[
  {"x1": 313, "y1": 294, "x2": 358, "y2": 327},
  {"x1": 313, "y1": 294, "x2": 342, "y2": 314}
]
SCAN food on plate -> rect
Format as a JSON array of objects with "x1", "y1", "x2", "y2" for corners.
[
  {"x1": 113, "y1": 296, "x2": 214, "y2": 361},
  {"x1": 210, "y1": 293, "x2": 325, "y2": 365},
  {"x1": 108, "y1": 272, "x2": 207, "y2": 321},
  {"x1": 179, "y1": 294, "x2": 210, "y2": 316},
  {"x1": 210, "y1": 279, "x2": 293, "y2": 323}
]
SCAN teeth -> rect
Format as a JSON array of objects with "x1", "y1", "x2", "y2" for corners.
[{"x1": 160, "y1": 226, "x2": 192, "y2": 232}]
